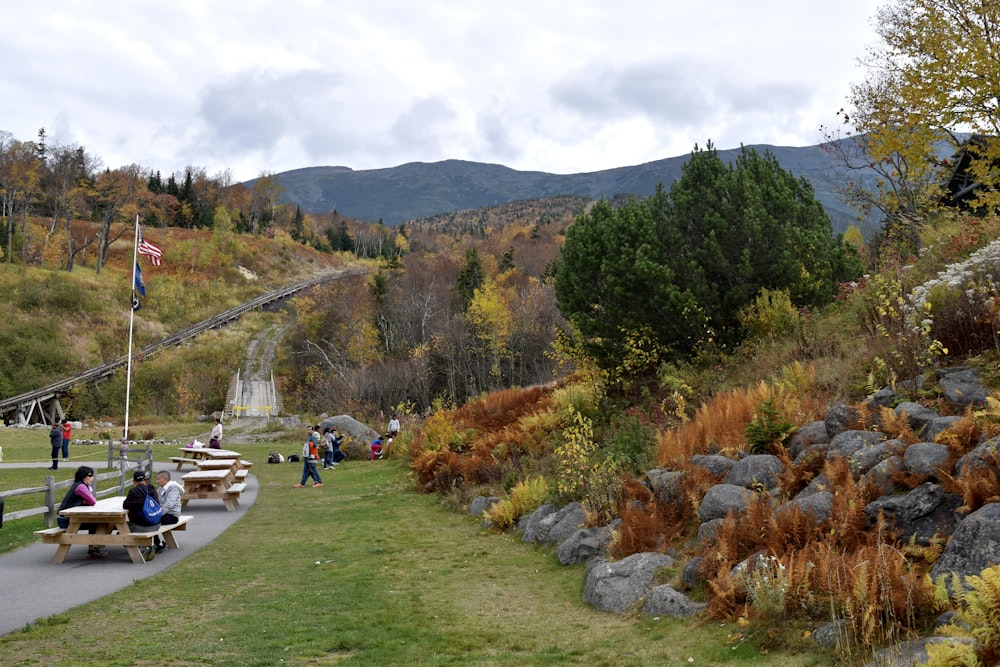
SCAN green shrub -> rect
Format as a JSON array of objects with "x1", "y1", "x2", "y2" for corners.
[
  {"x1": 744, "y1": 397, "x2": 794, "y2": 454},
  {"x1": 486, "y1": 475, "x2": 550, "y2": 530},
  {"x1": 740, "y1": 288, "x2": 799, "y2": 341}
]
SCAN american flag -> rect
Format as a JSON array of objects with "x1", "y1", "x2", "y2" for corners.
[{"x1": 138, "y1": 235, "x2": 163, "y2": 266}]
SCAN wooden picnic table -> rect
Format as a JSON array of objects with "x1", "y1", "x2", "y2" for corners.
[
  {"x1": 33, "y1": 496, "x2": 191, "y2": 564},
  {"x1": 181, "y1": 469, "x2": 246, "y2": 511}
]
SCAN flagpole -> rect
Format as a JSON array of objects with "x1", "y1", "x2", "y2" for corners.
[{"x1": 124, "y1": 214, "x2": 140, "y2": 442}]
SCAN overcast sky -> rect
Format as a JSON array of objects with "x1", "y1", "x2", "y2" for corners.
[{"x1": 3, "y1": 1, "x2": 880, "y2": 182}]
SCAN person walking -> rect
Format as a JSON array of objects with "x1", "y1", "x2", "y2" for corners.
[
  {"x1": 61, "y1": 418, "x2": 72, "y2": 461},
  {"x1": 48, "y1": 422, "x2": 62, "y2": 470},
  {"x1": 294, "y1": 426, "x2": 323, "y2": 487}
]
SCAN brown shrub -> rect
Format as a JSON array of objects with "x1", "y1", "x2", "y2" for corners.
[{"x1": 609, "y1": 478, "x2": 694, "y2": 559}]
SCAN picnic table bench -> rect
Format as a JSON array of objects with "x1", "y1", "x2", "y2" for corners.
[
  {"x1": 181, "y1": 469, "x2": 245, "y2": 511},
  {"x1": 33, "y1": 496, "x2": 193, "y2": 564}
]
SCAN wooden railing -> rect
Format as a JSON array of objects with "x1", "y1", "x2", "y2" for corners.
[{"x1": 0, "y1": 443, "x2": 153, "y2": 528}]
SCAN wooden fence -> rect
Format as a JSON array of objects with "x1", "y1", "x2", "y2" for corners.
[{"x1": 0, "y1": 442, "x2": 153, "y2": 528}]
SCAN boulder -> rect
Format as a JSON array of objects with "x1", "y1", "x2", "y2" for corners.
[
  {"x1": 848, "y1": 441, "x2": 900, "y2": 476},
  {"x1": 725, "y1": 454, "x2": 784, "y2": 491},
  {"x1": 641, "y1": 584, "x2": 706, "y2": 617},
  {"x1": 698, "y1": 484, "x2": 756, "y2": 523},
  {"x1": 680, "y1": 556, "x2": 706, "y2": 591},
  {"x1": 517, "y1": 503, "x2": 557, "y2": 538},
  {"x1": 786, "y1": 421, "x2": 828, "y2": 459},
  {"x1": 696, "y1": 518, "x2": 725, "y2": 544},
  {"x1": 864, "y1": 483, "x2": 963, "y2": 545},
  {"x1": 688, "y1": 454, "x2": 735, "y2": 478},
  {"x1": 867, "y1": 387, "x2": 899, "y2": 408},
  {"x1": 937, "y1": 366, "x2": 988, "y2": 408},
  {"x1": 955, "y1": 437, "x2": 1000, "y2": 476},
  {"x1": 318, "y1": 415, "x2": 379, "y2": 444},
  {"x1": 824, "y1": 403, "x2": 860, "y2": 438},
  {"x1": 827, "y1": 430, "x2": 885, "y2": 459},
  {"x1": 645, "y1": 469, "x2": 685, "y2": 504},
  {"x1": 864, "y1": 637, "x2": 976, "y2": 667},
  {"x1": 924, "y1": 416, "x2": 963, "y2": 442},
  {"x1": 522, "y1": 502, "x2": 586, "y2": 547},
  {"x1": 931, "y1": 502, "x2": 1000, "y2": 582},
  {"x1": 894, "y1": 401, "x2": 940, "y2": 436},
  {"x1": 557, "y1": 524, "x2": 615, "y2": 565},
  {"x1": 903, "y1": 442, "x2": 950, "y2": 479},
  {"x1": 583, "y1": 552, "x2": 674, "y2": 613},
  {"x1": 469, "y1": 495, "x2": 498, "y2": 516},
  {"x1": 773, "y1": 491, "x2": 834, "y2": 525}
]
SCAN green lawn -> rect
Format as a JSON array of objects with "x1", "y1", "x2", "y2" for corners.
[{"x1": 0, "y1": 427, "x2": 831, "y2": 666}]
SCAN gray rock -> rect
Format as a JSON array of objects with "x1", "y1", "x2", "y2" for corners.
[
  {"x1": 641, "y1": 584, "x2": 706, "y2": 617},
  {"x1": 956, "y1": 437, "x2": 1000, "y2": 476},
  {"x1": 903, "y1": 442, "x2": 950, "y2": 479},
  {"x1": 864, "y1": 637, "x2": 975, "y2": 667},
  {"x1": 931, "y1": 501, "x2": 1000, "y2": 583},
  {"x1": 725, "y1": 454, "x2": 783, "y2": 491},
  {"x1": 795, "y1": 473, "x2": 832, "y2": 499},
  {"x1": 894, "y1": 401, "x2": 940, "y2": 435},
  {"x1": 827, "y1": 430, "x2": 885, "y2": 459},
  {"x1": 849, "y1": 441, "x2": 899, "y2": 476},
  {"x1": 824, "y1": 403, "x2": 860, "y2": 438},
  {"x1": 786, "y1": 421, "x2": 828, "y2": 459},
  {"x1": 469, "y1": 495, "x2": 498, "y2": 516},
  {"x1": 318, "y1": 415, "x2": 380, "y2": 445},
  {"x1": 862, "y1": 455, "x2": 907, "y2": 497},
  {"x1": 583, "y1": 552, "x2": 674, "y2": 614},
  {"x1": 792, "y1": 443, "x2": 829, "y2": 469},
  {"x1": 696, "y1": 518, "x2": 725, "y2": 544},
  {"x1": 811, "y1": 619, "x2": 849, "y2": 650},
  {"x1": 865, "y1": 483, "x2": 962, "y2": 545},
  {"x1": 868, "y1": 387, "x2": 899, "y2": 408},
  {"x1": 924, "y1": 416, "x2": 963, "y2": 442},
  {"x1": 557, "y1": 524, "x2": 615, "y2": 565},
  {"x1": 522, "y1": 502, "x2": 586, "y2": 546},
  {"x1": 698, "y1": 484, "x2": 756, "y2": 522},
  {"x1": 680, "y1": 557, "x2": 706, "y2": 590},
  {"x1": 937, "y1": 367, "x2": 988, "y2": 408},
  {"x1": 645, "y1": 469, "x2": 685, "y2": 504},
  {"x1": 546, "y1": 502, "x2": 587, "y2": 547},
  {"x1": 773, "y1": 491, "x2": 834, "y2": 525},
  {"x1": 518, "y1": 503, "x2": 557, "y2": 539},
  {"x1": 688, "y1": 454, "x2": 735, "y2": 478}
]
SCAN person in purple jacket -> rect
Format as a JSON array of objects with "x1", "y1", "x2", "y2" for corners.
[{"x1": 56, "y1": 466, "x2": 106, "y2": 559}]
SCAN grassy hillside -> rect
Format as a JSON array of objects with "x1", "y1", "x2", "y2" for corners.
[{"x1": 0, "y1": 218, "x2": 356, "y2": 407}]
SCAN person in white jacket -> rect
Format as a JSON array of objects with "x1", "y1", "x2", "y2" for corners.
[{"x1": 154, "y1": 470, "x2": 184, "y2": 553}]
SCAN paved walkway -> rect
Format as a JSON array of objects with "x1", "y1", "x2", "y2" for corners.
[{"x1": 0, "y1": 462, "x2": 258, "y2": 637}]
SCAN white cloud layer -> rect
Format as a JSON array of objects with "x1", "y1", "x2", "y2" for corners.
[{"x1": 2, "y1": 0, "x2": 879, "y2": 181}]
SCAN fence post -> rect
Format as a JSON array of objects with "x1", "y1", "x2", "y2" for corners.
[
  {"x1": 44, "y1": 475, "x2": 55, "y2": 528},
  {"x1": 107, "y1": 440, "x2": 112, "y2": 468}
]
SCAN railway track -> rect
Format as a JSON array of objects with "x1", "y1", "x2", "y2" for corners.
[{"x1": 0, "y1": 266, "x2": 367, "y2": 424}]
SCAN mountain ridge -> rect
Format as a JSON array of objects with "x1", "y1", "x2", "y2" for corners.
[{"x1": 264, "y1": 140, "x2": 874, "y2": 234}]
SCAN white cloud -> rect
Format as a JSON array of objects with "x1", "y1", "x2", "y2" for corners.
[{"x1": 1, "y1": 1, "x2": 879, "y2": 180}]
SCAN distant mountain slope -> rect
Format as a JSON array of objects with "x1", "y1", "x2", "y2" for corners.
[{"x1": 266, "y1": 141, "x2": 875, "y2": 234}]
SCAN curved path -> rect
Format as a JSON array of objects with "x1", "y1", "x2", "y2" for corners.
[{"x1": 0, "y1": 462, "x2": 258, "y2": 637}]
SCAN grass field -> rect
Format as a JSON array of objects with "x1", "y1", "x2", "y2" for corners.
[{"x1": 0, "y1": 423, "x2": 831, "y2": 666}]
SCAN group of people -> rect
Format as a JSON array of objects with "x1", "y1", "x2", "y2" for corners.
[
  {"x1": 57, "y1": 465, "x2": 183, "y2": 561},
  {"x1": 47, "y1": 419, "x2": 73, "y2": 470},
  {"x1": 293, "y1": 415, "x2": 401, "y2": 487}
]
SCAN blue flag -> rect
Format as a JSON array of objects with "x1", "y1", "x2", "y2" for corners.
[{"x1": 134, "y1": 262, "x2": 146, "y2": 296}]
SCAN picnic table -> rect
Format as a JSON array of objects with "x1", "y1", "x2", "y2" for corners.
[
  {"x1": 181, "y1": 469, "x2": 246, "y2": 511},
  {"x1": 171, "y1": 447, "x2": 246, "y2": 470},
  {"x1": 33, "y1": 496, "x2": 192, "y2": 564}
]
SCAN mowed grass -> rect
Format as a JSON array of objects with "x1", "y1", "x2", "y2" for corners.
[{"x1": 1, "y1": 429, "x2": 830, "y2": 666}]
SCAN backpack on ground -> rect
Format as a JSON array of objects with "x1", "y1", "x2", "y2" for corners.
[
  {"x1": 267, "y1": 451, "x2": 284, "y2": 464},
  {"x1": 288, "y1": 454, "x2": 300, "y2": 463}
]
